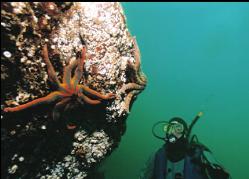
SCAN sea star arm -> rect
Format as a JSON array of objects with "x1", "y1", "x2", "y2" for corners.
[
  {"x1": 123, "y1": 90, "x2": 140, "y2": 113},
  {"x1": 78, "y1": 93, "x2": 101, "y2": 105},
  {"x1": 52, "y1": 97, "x2": 71, "y2": 121},
  {"x1": 62, "y1": 59, "x2": 78, "y2": 88},
  {"x1": 133, "y1": 37, "x2": 141, "y2": 69},
  {"x1": 42, "y1": 44, "x2": 61, "y2": 87},
  {"x1": 119, "y1": 83, "x2": 145, "y2": 94},
  {"x1": 71, "y1": 47, "x2": 86, "y2": 89},
  {"x1": 4, "y1": 91, "x2": 64, "y2": 112},
  {"x1": 127, "y1": 37, "x2": 147, "y2": 86},
  {"x1": 78, "y1": 85, "x2": 115, "y2": 100}
]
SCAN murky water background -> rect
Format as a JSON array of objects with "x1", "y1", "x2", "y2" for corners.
[{"x1": 100, "y1": 3, "x2": 249, "y2": 179}]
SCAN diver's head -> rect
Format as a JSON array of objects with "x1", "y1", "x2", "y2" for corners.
[
  {"x1": 165, "y1": 117, "x2": 189, "y2": 162},
  {"x1": 164, "y1": 117, "x2": 188, "y2": 144},
  {"x1": 152, "y1": 114, "x2": 203, "y2": 162}
]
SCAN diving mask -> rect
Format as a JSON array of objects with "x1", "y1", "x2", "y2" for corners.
[
  {"x1": 164, "y1": 121, "x2": 184, "y2": 136},
  {"x1": 152, "y1": 113, "x2": 203, "y2": 143},
  {"x1": 164, "y1": 121, "x2": 185, "y2": 143}
]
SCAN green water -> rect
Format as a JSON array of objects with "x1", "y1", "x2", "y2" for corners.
[{"x1": 100, "y1": 3, "x2": 249, "y2": 179}]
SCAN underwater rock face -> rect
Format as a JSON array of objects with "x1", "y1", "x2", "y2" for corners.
[{"x1": 1, "y1": 2, "x2": 147, "y2": 179}]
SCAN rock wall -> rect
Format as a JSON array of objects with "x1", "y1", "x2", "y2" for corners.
[{"x1": 1, "y1": 2, "x2": 147, "y2": 178}]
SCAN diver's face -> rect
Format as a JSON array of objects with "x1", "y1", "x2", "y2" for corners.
[{"x1": 168, "y1": 121, "x2": 184, "y2": 139}]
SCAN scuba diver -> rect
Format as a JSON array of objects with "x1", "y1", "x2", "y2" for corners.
[{"x1": 140, "y1": 112, "x2": 230, "y2": 179}]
